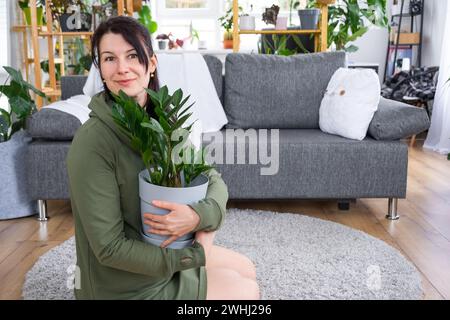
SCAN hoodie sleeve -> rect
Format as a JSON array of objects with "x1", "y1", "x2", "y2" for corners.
[
  {"x1": 189, "y1": 168, "x2": 229, "y2": 232},
  {"x1": 67, "y1": 122, "x2": 205, "y2": 278}
]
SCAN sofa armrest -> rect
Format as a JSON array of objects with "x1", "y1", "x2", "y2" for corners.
[
  {"x1": 368, "y1": 97, "x2": 430, "y2": 140},
  {"x1": 26, "y1": 109, "x2": 82, "y2": 140}
]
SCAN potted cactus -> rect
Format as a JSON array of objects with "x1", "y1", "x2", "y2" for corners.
[
  {"x1": 111, "y1": 86, "x2": 213, "y2": 249},
  {"x1": 0, "y1": 66, "x2": 46, "y2": 220}
]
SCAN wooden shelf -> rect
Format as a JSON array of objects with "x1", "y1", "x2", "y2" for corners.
[
  {"x1": 12, "y1": 25, "x2": 44, "y2": 31},
  {"x1": 12, "y1": 0, "x2": 134, "y2": 108},
  {"x1": 42, "y1": 87, "x2": 61, "y2": 97},
  {"x1": 239, "y1": 29, "x2": 321, "y2": 35},
  {"x1": 39, "y1": 31, "x2": 94, "y2": 37},
  {"x1": 231, "y1": 0, "x2": 333, "y2": 52}
]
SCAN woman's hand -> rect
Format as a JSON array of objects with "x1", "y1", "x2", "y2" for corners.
[
  {"x1": 195, "y1": 230, "x2": 216, "y2": 260},
  {"x1": 143, "y1": 200, "x2": 200, "y2": 248}
]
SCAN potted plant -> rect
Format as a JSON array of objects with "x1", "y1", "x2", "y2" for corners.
[
  {"x1": 111, "y1": 86, "x2": 213, "y2": 249},
  {"x1": 297, "y1": 0, "x2": 320, "y2": 30},
  {"x1": 311, "y1": 0, "x2": 387, "y2": 52},
  {"x1": 0, "y1": 66, "x2": 46, "y2": 220},
  {"x1": 218, "y1": 4, "x2": 242, "y2": 49},
  {"x1": 18, "y1": 0, "x2": 45, "y2": 26}
]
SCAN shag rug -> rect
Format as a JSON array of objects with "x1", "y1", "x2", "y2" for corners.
[{"x1": 23, "y1": 208, "x2": 423, "y2": 300}]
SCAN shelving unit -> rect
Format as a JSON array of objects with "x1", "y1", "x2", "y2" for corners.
[
  {"x1": 231, "y1": 0, "x2": 334, "y2": 53},
  {"x1": 383, "y1": 0, "x2": 424, "y2": 82},
  {"x1": 12, "y1": 0, "x2": 135, "y2": 108}
]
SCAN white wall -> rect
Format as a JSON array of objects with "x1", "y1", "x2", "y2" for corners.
[
  {"x1": 347, "y1": 0, "x2": 447, "y2": 82},
  {"x1": 347, "y1": 27, "x2": 389, "y2": 82}
]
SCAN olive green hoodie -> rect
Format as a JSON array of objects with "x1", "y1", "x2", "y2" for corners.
[{"x1": 66, "y1": 91, "x2": 228, "y2": 299}]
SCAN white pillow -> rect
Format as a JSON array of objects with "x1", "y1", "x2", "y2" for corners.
[
  {"x1": 319, "y1": 67, "x2": 381, "y2": 140},
  {"x1": 83, "y1": 64, "x2": 104, "y2": 97}
]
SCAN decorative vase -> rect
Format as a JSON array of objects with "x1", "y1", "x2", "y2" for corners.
[
  {"x1": 223, "y1": 39, "x2": 233, "y2": 49},
  {"x1": 22, "y1": 7, "x2": 44, "y2": 26},
  {"x1": 138, "y1": 170, "x2": 209, "y2": 249},
  {"x1": 0, "y1": 131, "x2": 36, "y2": 220},
  {"x1": 298, "y1": 8, "x2": 320, "y2": 30},
  {"x1": 239, "y1": 15, "x2": 255, "y2": 31},
  {"x1": 275, "y1": 16, "x2": 288, "y2": 30}
]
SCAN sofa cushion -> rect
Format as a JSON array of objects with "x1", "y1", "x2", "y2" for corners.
[
  {"x1": 319, "y1": 68, "x2": 380, "y2": 140},
  {"x1": 223, "y1": 51, "x2": 346, "y2": 129},
  {"x1": 368, "y1": 97, "x2": 430, "y2": 140},
  {"x1": 26, "y1": 109, "x2": 82, "y2": 140},
  {"x1": 201, "y1": 129, "x2": 407, "y2": 199}
]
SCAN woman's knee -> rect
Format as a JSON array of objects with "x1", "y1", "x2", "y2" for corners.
[
  {"x1": 206, "y1": 268, "x2": 260, "y2": 300},
  {"x1": 207, "y1": 246, "x2": 257, "y2": 281}
]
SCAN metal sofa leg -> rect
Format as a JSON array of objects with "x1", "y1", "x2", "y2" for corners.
[
  {"x1": 386, "y1": 198, "x2": 400, "y2": 220},
  {"x1": 37, "y1": 200, "x2": 48, "y2": 221}
]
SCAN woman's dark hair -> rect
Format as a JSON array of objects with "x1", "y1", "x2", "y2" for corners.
[{"x1": 91, "y1": 16, "x2": 159, "y2": 118}]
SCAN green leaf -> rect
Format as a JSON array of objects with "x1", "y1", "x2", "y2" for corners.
[
  {"x1": 141, "y1": 119, "x2": 165, "y2": 135},
  {"x1": 344, "y1": 44, "x2": 359, "y2": 52}
]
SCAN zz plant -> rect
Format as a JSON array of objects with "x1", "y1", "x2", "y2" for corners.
[{"x1": 111, "y1": 86, "x2": 213, "y2": 187}]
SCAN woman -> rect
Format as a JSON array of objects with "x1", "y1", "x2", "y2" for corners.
[{"x1": 66, "y1": 16, "x2": 259, "y2": 300}]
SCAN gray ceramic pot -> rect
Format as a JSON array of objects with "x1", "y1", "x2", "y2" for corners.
[
  {"x1": 298, "y1": 8, "x2": 320, "y2": 30},
  {"x1": 138, "y1": 169, "x2": 209, "y2": 249},
  {"x1": 0, "y1": 131, "x2": 36, "y2": 220}
]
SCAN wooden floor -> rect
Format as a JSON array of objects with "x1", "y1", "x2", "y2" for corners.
[{"x1": 1, "y1": 138, "x2": 449, "y2": 300}]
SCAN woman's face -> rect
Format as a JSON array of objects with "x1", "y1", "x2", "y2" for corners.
[{"x1": 99, "y1": 33, "x2": 157, "y2": 105}]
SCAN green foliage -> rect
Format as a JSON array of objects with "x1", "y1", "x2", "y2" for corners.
[
  {"x1": 259, "y1": 34, "x2": 310, "y2": 56},
  {"x1": 0, "y1": 66, "x2": 46, "y2": 142},
  {"x1": 18, "y1": 0, "x2": 45, "y2": 9},
  {"x1": 137, "y1": 4, "x2": 158, "y2": 35},
  {"x1": 40, "y1": 59, "x2": 62, "y2": 81},
  {"x1": 111, "y1": 86, "x2": 213, "y2": 188},
  {"x1": 218, "y1": 5, "x2": 243, "y2": 33},
  {"x1": 73, "y1": 38, "x2": 92, "y2": 74},
  {"x1": 321, "y1": 0, "x2": 388, "y2": 52}
]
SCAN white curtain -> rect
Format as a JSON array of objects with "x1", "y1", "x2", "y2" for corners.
[{"x1": 423, "y1": 2, "x2": 450, "y2": 154}]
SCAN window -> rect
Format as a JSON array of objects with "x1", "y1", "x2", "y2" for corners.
[
  {"x1": 152, "y1": 0, "x2": 223, "y2": 49},
  {"x1": 155, "y1": 0, "x2": 219, "y2": 18},
  {"x1": 165, "y1": 0, "x2": 208, "y2": 9}
]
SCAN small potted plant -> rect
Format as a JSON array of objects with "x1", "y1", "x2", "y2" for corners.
[
  {"x1": 18, "y1": 0, "x2": 45, "y2": 26},
  {"x1": 262, "y1": 4, "x2": 280, "y2": 27},
  {"x1": 218, "y1": 4, "x2": 242, "y2": 49},
  {"x1": 111, "y1": 86, "x2": 214, "y2": 249},
  {"x1": 0, "y1": 66, "x2": 46, "y2": 220},
  {"x1": 297, "y1": 0, "x2": 320, "y2": 30}
]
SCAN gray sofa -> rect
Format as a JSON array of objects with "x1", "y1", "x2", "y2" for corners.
[{"x1": 26, "y1": 52, "x2": 430, "y2": 221}]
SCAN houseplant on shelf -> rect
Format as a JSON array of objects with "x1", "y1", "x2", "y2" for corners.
[
  {"x1": 218, "y1": 4, "x2": 242, "y2": 49},
  {"x1": 0, "y1": 66, "x2": 46, "y2": 220},
  {"x1": 312, "y1": 0, "x2": 387, "y2": 52},
  {"x1": 18, "y1": 0, "x2": 45, "y2": 26},
  {"x1": 296, "y1": 0, "x2": 320, "y2": 30},
  {"x1": 111, "y1": 86, "x2": 213, "y2": 249}
]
